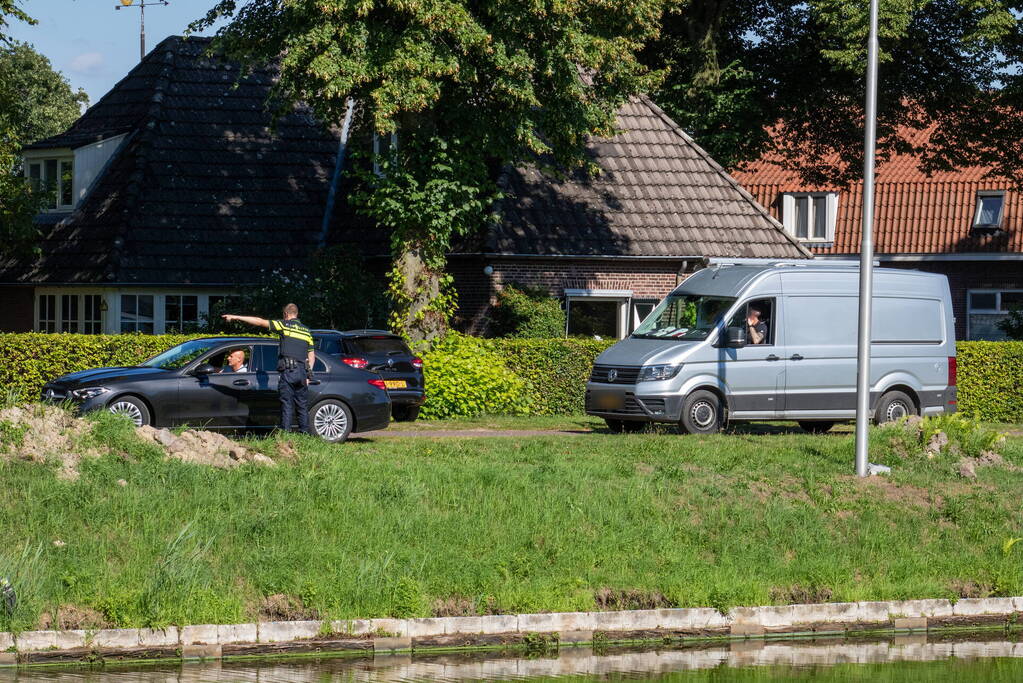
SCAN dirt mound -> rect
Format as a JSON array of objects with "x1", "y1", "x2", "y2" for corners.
[
  {"x1": 593, "y1": 588, "x2": 676, "y2": 611},
  {"x1": 38, "y1": 604, "x2": 110, "y2": 630},
  {"x1": 258, "y1": 594, "x2": 320, "y2": 621},
  {"x1": 0, "y1": 404, "x2": 274, "y2": 479},
  {"x1": 0, "y1": 404, "x2": 101, "y2": 480},
  {"x1": 137, "y1": 425, "x2": 274, "y2": 468}
]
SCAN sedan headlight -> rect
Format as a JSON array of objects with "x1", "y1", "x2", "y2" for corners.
[
  {"x1": 637, "y1": 364, "x2": 682, "y2": 382},
  {"x1": 71, "y1": 387, "x2": 109, "y2": 400}
]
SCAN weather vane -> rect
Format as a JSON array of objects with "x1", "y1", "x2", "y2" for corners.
[{"x1": 115, "y1": 0, "x2": 170, "y2": 61}]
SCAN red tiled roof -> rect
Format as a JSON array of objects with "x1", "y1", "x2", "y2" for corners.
[{"x1": 730, "y1": 123, "x2": 1021, "y2": 254}]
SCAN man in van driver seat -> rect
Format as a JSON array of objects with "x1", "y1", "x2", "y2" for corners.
[{"x1": 747, "y1": 305, "x2": 767, "y2": 344}]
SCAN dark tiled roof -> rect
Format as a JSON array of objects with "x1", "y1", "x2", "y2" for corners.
[
  {"x1": 486, "y1": 97, "x2": 810, "y2": 259},
  {"x1": 732, "y1": 122, "x2": 1023, "y2": 255},
  {"x1": 3, "y1": 38, "x2": 805, "y2": 286},
  {"x1": 2, "y1": 36, "x2": 348, "y2": 285}
]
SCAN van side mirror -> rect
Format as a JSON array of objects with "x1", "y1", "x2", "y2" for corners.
[
  {"x1": 724, "y1": 326, "x2": 747, "y2": 348},
  {"x1": 191, "y1": 363, "x2": 217, "y2": 376}
]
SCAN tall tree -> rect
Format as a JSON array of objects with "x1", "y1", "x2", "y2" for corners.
[
  {"x1": 192, "y1": 0, "x2": 663, "y2": 343},
  {"x1": 0, "y1": 41, "x2": 88, "y2": 253},
  {"x1": 644, "y1": 0, "x2": 1023, "y2": 184}
]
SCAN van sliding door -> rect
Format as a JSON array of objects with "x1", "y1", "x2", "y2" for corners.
[{"x1": 781, "y1": 295, "x2": 859, "y2": 417}]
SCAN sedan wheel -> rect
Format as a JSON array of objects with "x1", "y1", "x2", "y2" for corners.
[
  {"x1": 107, "y1": 396, "x2": 151, "y2": 427},
  {"x1": 311, "y1": 399, "x2": 353, "y2": 443}
]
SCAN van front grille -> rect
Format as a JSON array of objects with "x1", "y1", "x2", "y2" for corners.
[{"x1": 589, "y1": 365, "x2": 639, "y2": 384}]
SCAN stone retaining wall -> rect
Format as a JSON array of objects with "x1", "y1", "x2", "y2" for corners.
[{"x1": 3, "y1": 597, "x2": 1022, "y2": 667}]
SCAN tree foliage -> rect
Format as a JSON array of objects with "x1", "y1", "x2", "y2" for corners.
[
  {"x1": 208, "y1": 248, "x2": 389, "y2": 332},
  {"x1": 644, "y1": 0, "x2": 1023, "y2": 184},
  {"x1": 0, "y1": 0, "x2": 33, "y2": 45},
  {"x1": 192, "y1": 0, "x2": 663, "y2": 342},
  {"x1": 0, "y1": 41, "x2": 88, "y2": 254}
]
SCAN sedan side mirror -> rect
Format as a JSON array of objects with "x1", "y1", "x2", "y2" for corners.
[
  {"x1": 724, "y1": 326, "x2": 747, "y2": 348},
  {"x1": 191, "y1": 363, "x2": 217, "y2": 376}
]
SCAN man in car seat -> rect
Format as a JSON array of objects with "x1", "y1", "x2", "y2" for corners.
[
  {"x1": 219, "y1": 348, "x2": 248, "y2": 373},
  {"x1": 747, "y1": 305, "x2": 768, "y2": 345}
]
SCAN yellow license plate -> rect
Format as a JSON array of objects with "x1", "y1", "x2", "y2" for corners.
[{"x1": 384, "y1": 380, "x2": 408, "y2": 389}]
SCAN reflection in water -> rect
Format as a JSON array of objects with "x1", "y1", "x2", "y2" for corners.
[{"x1": 4, "y1": 635, "x2": 1023, "y2": 682}]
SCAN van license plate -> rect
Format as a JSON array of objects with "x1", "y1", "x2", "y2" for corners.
[
  {"x1": 384, "y1": 380, "x2": 407, "y2": 389},
  {"x1": 593, "y1": 391, "x2": 624, "y2": 410}
]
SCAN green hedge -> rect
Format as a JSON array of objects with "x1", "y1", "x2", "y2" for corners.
[
  {"x1": 0, "y1": 334, "x2": 1019, "y2": 422},
  {"x1": 956, "y1": 341, "x2": 1023, "y2": 422}
]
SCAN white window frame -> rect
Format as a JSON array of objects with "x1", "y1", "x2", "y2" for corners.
[
  {"x1": 564, "y1": 289, "x2": 632, "y2": 340},
  {"x1": 781, "y1": 192, "x2": 838, "y2": 243},
  {"x1": 972, "y1": 191, "x2": 1006, "y2": 229},
  {"x1": 34, "y1": 291, "x2": 106, "y2": 333},
  {"x1": 163, "y1": 294, "x2": 201, "y2": 333},
  {"x1": 372, "y1": 131, "x2": 399, "y2": 177},
  {"x1": 24, "y1": 154, "x2": 75, "y2": 212},
  {"x1": 966, "y1": 288, "x2": 1023, "y2": 340}
]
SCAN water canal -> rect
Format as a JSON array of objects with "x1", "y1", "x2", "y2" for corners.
[{"x1": 4, "y1": 632, "x2": 1023, "y2": 682}]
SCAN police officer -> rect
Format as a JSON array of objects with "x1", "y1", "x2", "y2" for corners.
[{"x1": 222, "y1": 303, "x2": 315, "y2": 433}]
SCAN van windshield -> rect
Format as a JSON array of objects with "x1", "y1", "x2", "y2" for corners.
[{"x1": 631, "y1": 294, "x2": 736, "y2": 340}]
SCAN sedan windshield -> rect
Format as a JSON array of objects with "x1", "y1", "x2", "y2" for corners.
[
  {"x1": 141, "y1": 339, "x2": 221, "y2": 370},
  {"x1": 631, "y1": 294, "x2": 736, "y2": 340}
]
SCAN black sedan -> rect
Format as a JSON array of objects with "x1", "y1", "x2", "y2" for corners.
[{"x1": 40, "y1": 337, "x2": 391, "y2": 443}]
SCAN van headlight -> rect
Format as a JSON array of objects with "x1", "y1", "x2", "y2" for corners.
[
  {"x1": 71, "y1": 387, "x2": 109, "y2": 400},
  {"x1": 637, "y1": 364, "x2": 682, "y2": 382}
]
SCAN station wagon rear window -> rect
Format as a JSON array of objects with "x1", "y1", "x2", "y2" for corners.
[
  {"x1": 631, "y1": 294, "x2": 736, "y2": 340},
  {"x1": 349, "y1": 337, "x2": 410, "y2": 354}
]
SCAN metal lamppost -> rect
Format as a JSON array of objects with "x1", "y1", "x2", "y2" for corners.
[
  {"x1": 115, "y1": 0, "x2": 170, "y2": 61},
  {"x1": 854, "y1": 0, "x2": 881, "y2": 477}
]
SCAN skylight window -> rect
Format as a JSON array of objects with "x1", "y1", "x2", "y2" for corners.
[{"x1": 973, "y1": 191, "x2": 1005, "y2": 229}]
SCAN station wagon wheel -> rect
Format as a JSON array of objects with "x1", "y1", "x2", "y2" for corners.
[
  {"x1": 874, "y1": 390, "x2": 917, "y2": 425},
  {"x1": 107, "y1": 396, "x2": 151, "y2": 427},
  {"x1": 311, "y1": 399, "x2": 353, "y2": 443},
  {"x1": 679, "y1": 390, "x2": 724, "y2": 435}
]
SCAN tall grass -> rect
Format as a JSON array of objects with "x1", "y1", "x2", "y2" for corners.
[{"x1": 1, "y1": 418, "x2": 1022, "y2": 629}]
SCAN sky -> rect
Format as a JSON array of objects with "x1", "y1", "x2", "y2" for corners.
[{"x1": 7, "y1": 0, "x2": 229, "y2": 106}]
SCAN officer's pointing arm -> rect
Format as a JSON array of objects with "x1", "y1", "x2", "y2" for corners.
[{"x1": 222, "y1": 314, "x2": 270, "y2": 329}]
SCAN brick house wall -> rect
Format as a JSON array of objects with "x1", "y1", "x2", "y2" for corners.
[{"x1": 450, "y1": 256, "x2": 689, "y2": 334}]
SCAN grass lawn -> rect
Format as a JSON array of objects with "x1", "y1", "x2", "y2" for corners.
[{"x1": 2, "y1": 412, "x2": 1023, "y2": 631}]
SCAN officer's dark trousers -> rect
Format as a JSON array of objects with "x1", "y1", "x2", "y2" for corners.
[{"x1": 279, "y1": 367, "x2": 309, "y2": 433}]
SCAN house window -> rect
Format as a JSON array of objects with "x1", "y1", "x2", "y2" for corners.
[
  {"x1": 26, "y1": 157, "x2": 74, "y2": 210},
  {"x1": 973, "y1": 192, "x2": 1005, "y2": 229},
  {"x1": 120, "y1": 294, "x2": 155, "y2": 333},
  {"x1": 83, "y1": 295, "x2": 103, "y2": 334},
  {"x1": 38, "y1": 295, "x2": 57, "y2": 332},
  {"x1": 60, "y1": 295, "x2": 79, "y2": 333},
  {"x1": 630, "y1": 299, "x2": 659, "y2": 333},
  {"x1": 565, "y1": 289, "x2": 631, "y2": 339},
  {"x1": 967, "y1": 289, "x2": 1023, "y2": 340},
  {"x1": 781, "y1": 192, "x2": 838, "y2": 243},
  {"x1": 165, "y1": 295, "x2": 199, "y2": 333}
]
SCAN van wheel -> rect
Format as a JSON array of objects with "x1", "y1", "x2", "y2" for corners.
[
  {"x1": 798, "y1": 421, "x2": 835, "y2": 434},
  {"x1": 680, "y1": 390, "x2": 724, "y2": 435},
  {"x1": 604, "y1": 418, "x2": 625, "y2": 433},
  {"x1": 874, "y1": 391, "x2": 917, "y2": 425}
]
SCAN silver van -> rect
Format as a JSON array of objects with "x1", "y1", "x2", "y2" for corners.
[{"x1": 585, "y1": 263, "x2": 958, "y2": 434}]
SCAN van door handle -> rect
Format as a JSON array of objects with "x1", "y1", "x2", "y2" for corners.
[
  {"x1": 766, "y1": 354, "x2": 780, "y2": 361},
  {"x1": 790, "y1": 354, "x2": 804, "y2": 361},
  {"x1": 232, "y1": 379, "x2": 249, "y2": 386}
]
